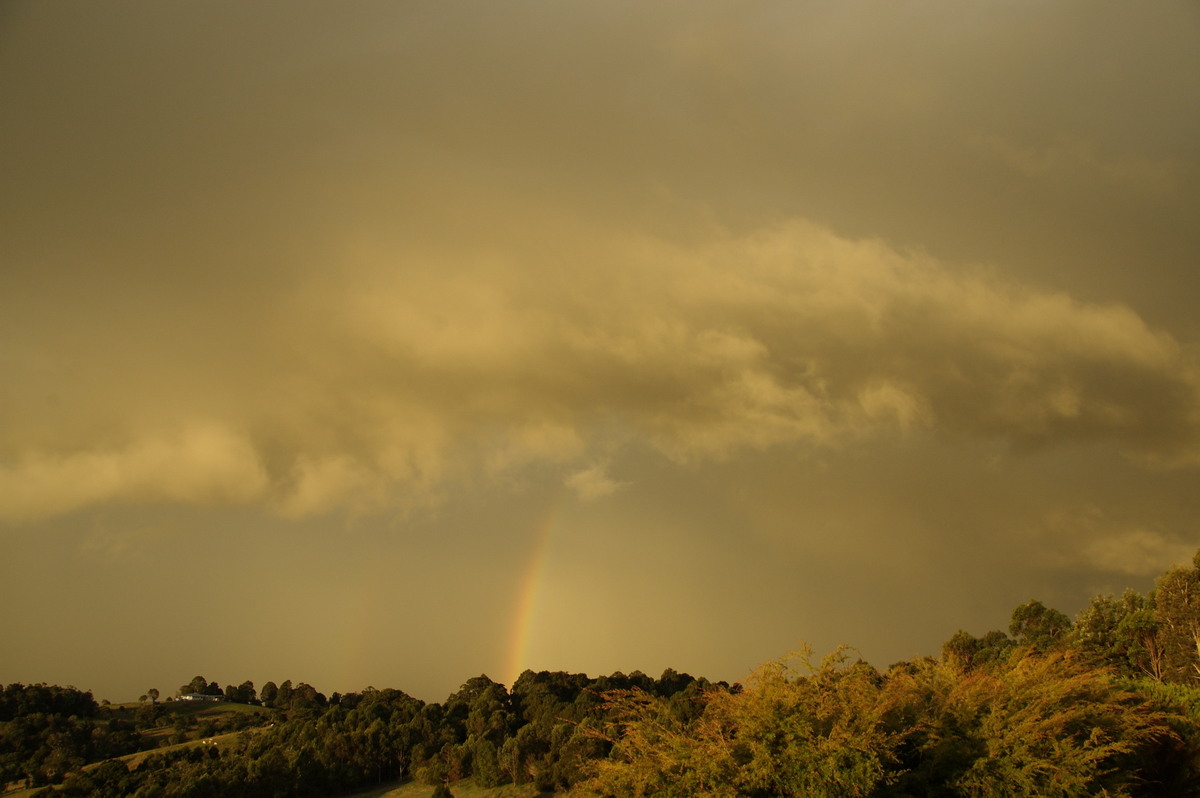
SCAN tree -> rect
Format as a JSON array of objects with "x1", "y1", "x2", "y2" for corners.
[
  {"x1": 275, "y1": 680, "x2": 294, "y2": 710},
  {"x1": 1072, "y1": 590, "x2": 1165, "y2": 679},
  {"x1": 655, "y1": 668, "x2": 694, "y2": 698},
  {"x1": 237, "y1": 680, "x2": 257, "y2": 705},
  {"x1": 221, "y1": 681, "x2": 257, "y2": 704},
  {"x1": 259, "y1": 681, "x2": 278, "y2": 707},
  {"x1": 941, "y1": 629, "x2": 1014, "y2": 670},
  {"x1": 472, "y1": 738, "x2": 503, "y2": 787},
  {"x1": 1154, "y1": 552, "x2": 1200, "y2": 684},
  {"x1": 575, "y1": 648, "x2": 903, "y2": 798},
  {"x1": 289, "y1": 682, "x2": 325, "y2": 716},
  {"x1": 180, "y1": 676, "x2": 208, "y2": 697},
  {"x1": 1009, "y1": 599, "x2": 1071, "y2": 652},
  {"x1": 885, "y1": 651, "x2": 1185, "y2": 797},
  {"x1": 148, "y1": 688, "x2": 159, "y2": 704}
]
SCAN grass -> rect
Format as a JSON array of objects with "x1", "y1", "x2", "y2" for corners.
[
  {"x1": 344, "y1": 780, "x2": 556, "y2": 798},
  {"x1": 113, "y1": 699, "x2": 278, "y2": 719},
  {"x1": 1, "y1": 786, "x2": 37, "y2": 798},
  {"x1": 102, "y1": 700, "x2": 279, "y2": 748},
  {"x1": 114, "y1": 726, "x2": 261, "y2": 771}
]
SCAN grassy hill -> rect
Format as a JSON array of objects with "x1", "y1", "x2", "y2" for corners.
[{"x1": 1, "y1": 700, "x2": 280, "y2": 797}]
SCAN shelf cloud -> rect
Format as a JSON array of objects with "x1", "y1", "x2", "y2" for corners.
[{"x1": 3, "y1": 219, "x2": 1196, "y2": 523}]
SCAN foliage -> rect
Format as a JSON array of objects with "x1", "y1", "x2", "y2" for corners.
[
  {"x1": 1008, "y1": 600, "x2": 1071, "y2": 652},
  {"x1": 570, "y1": 647, "x2": 1193, "y2": 798},
  {"x1": 1071, "y1": 590, "x2": 1164, "y2": 679},
  {"x1": 1154, "y1": 556, "x2": 1200, "y2": 685},
  {"x1": 572, "y1": 648, "x2": 902, "y2": 798},
  {"x1": 885, "y1": 652, "x2": 1182, "y2": 797},
  {"x1": 0, "y1": 683, "x2": 97, "y2": 722}
]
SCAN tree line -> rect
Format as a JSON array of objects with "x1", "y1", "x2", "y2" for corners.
[{"x1": 5, "y1": 550, "x2": 1200, "y2": 796}]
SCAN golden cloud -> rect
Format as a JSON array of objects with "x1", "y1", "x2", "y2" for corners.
[{"x1": 2, "y1": 218, "x2": 1197, "y2": 522}]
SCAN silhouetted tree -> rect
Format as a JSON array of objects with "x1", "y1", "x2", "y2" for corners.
[{"x1": 259, "y1": 680, "x2": 278, "y2": 707}]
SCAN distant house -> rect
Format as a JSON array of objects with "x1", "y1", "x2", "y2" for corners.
[{"x1": 178, "y1": 693, "x2": 228, "y2": 702}]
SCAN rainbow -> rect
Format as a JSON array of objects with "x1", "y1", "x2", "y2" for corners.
[{"x1": 502, "y1": 502, "x2": 561, "y2": 688}]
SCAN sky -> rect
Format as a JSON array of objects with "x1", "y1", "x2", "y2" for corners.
[{"x1": 2, "y1": 1, "x2": 1199, "y2": 704}]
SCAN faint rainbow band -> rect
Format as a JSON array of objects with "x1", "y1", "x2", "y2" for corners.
[{"x1": 503, "y1": 503, "x2": 560, "y2": 687}]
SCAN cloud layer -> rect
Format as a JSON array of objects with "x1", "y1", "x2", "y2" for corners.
[{"x1": 3, "y1": 216, "x2": 1197, "y2": 522}]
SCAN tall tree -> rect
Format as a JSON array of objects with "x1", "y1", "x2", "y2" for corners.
[
  {"x1": 274, "y1": 680, "x2": 294, "y2": 710},
  {"x1": 238, "y1": 680, "x2": 257, "y2": 705},
  {"x1": 1154, "y1": 552, "x2": 1200, "y2": 684},
  {"x1": 259, "y1": 681, "x2": 278, "y2": 707},
  {"x1": 1072, "y1": 590, "x2": 1165, "y2": 680}
]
